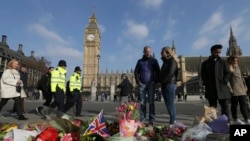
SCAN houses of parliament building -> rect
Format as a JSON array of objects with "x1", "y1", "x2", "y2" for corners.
[
  {"x1": 1, "y1": 12, "x2": 250, "y2": 100},
  {"x1": 82, "y1": 12, "x2": 250, "y2": 100}
]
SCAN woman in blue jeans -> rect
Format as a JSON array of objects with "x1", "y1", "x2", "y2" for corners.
[{"x1": 159, "y1": 46, "x2": 178, "y2": 126}]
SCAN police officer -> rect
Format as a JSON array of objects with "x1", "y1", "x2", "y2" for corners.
[
  {"x1": 64, "y1": 66, "x2": 83, "y2": 116},
  {"x1": 50, "y1": 60, "x2": 67, "y2": 112}
]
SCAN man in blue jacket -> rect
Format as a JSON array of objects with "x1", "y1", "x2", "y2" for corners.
[{"x1": 134, "y1": 46, "x2": 160, "y2": 126}]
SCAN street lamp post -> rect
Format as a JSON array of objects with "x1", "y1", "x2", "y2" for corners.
[{"x1": 96, "y1": 55, "x2": 100, "y2": 101}]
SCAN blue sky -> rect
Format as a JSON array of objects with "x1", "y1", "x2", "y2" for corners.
[{"x1": 1, "y1": 0, "x2": 250, "y2": 75}]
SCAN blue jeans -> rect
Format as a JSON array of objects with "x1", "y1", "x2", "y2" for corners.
[
  {"x1": 139, "y1": 82, "x2": 155, "y2": 123},
  {"x1": 162, "y1": 84, "x2": 176, "y2": 124}
]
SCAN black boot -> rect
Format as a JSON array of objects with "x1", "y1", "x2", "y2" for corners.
[{"x1": 18, "y1": 115, "x2": 28, "y2": 120}]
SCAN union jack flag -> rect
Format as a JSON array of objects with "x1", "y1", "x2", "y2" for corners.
[{"x1": 86, "y1": 109, "x2": 110, "y2": 138}]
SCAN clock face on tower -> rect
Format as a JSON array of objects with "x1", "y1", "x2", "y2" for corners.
[{"x1": 87, "y1": 34, "x2": 95, "y2": 41}]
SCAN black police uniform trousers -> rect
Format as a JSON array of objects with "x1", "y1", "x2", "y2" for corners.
[
  {"x1": 50, "y1": 86, "x2": 65, "y2": 112},
  {"x1": 64, "y1": 90, "x2": 82, "y2": 116}
]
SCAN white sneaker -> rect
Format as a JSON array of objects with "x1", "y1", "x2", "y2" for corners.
[
  {"x1": 232, "y1": 119, "x2": 245, "y2": 125},
  {"x1": 169, "y1": 120, "x2": 176, "y2": 128}
]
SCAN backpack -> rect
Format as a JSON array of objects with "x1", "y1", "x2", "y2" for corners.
[
  {"x1": 175, "y1": 68, "x2": 181, "y2": 81},
  {"x1": 36, "y1": 78, "x2": 42, "y2": 90}
]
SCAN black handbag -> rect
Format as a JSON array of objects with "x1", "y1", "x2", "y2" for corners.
[{"x1": 16, "y1": 85, "x2": 21, "y2": 93}]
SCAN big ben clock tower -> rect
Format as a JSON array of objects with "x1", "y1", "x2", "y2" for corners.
[{"x1": 83, "y1": 12, "x2": 101, "y2": 98}]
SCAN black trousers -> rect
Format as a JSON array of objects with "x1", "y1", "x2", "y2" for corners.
[
  {"x1": 12, "y1": 97, "x2": 25, "y2": 113},
  {"x1": 0, "y1": 97, "x2": 23, "y2": 116},
  {"x1": 207, "y1": 98, "x2": 230, "y2": 121},
  {"x1": 64, "y1": 91, "x2": 82, "y2": 115},
  {"x1": 50, "y1": 87, "x2": 65, "y2": 112},
  {"x1": 231, "y1": 95, "x2": 249, "y2": 121},
  {"x1": 42, "y1": 90, "x2": 53, "y2": 107}
]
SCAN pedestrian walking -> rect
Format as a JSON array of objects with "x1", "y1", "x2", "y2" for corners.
[
  {"x1": 113, "y1": 94, "x2": 118, "y2": 102},
  {"x1": 159, "y1": 46, "x2": 178, "y2": 127},
  {"x1": 183, "y1": 93, "x2": 187, "y2": 102},
  {"x1": 64, "y1": 66, "x2": 83, "y2": 117},
  {"x1": 117, "y1": 73, "x2": 133, "y2": 105},
  {"x1": 177, "y1": 92, "x2": 182, "y2": 102},
  {"x1": 134, "y1": 46, "x2": 160, "y2": 126},
  {"x1": 35, "y1": 66, "x2": 54, "y2": 115},
  {"x1": 243, "y1": 73, "x2": 250, "y2": 112},
  {"x1": 0, "y1": 59, "x2": 28, "y2": 120},
  {"x1": 49, "y1": 60, "x2": 67, "y2": 112},
  {"x1": 12, "y1": 65, "x2": 28, "y2": 115},
  {"x1": 201, "y1": 44, "x2": 231, "y2": 122},
  {"x1": 227, "y1": 55, "x2": 250, "y2": 124},
  {"x1": 101, "y1": 93, "x2": 105, "y2": 102}
]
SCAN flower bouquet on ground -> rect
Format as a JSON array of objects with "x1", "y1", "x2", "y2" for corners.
[
  {"x1": 32, "y1": 117, "x2": 84, "y2": 141},
  {"x1": 115, "y1": 102, "x2": 142, "y2": 137},
  {"x1": 136, "y1": 121, "x2": 188, "y2": 141},
  {"x1": 116, "y1": 102, "x2": 139, "y2": 121}
]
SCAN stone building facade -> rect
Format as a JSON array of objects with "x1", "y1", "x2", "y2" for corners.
[{"x1": 0, "y1": 35, "x2": 49, "y2": 89}]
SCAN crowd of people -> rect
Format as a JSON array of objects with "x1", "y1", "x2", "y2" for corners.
[
  {"x1": 1, "y1": 44, "x2": 250, "y2": 126},
  {"x1": 133, "y1": 44, "x2": 250, "y2": 127}
]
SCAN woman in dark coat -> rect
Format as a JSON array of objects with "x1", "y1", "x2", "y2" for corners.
[{"x1": 159, "y1": 46, "x2": 178, "y2": 127}]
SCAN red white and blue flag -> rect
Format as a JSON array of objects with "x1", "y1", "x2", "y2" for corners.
[{"x1": 85, "y1": 109, "x2": 110, "y2": 138}]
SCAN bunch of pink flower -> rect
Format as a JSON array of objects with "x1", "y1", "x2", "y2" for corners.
[{"x1": 116, "y1": 102, "x2": 139, "y2": 120}]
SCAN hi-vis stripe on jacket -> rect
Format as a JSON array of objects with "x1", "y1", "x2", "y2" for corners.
[
  {"x1": 51, "y1": 67, "x2": 67, "y2": 92},
  {"x1": 69, "y1": 72, "x2": 82, "y2": 92}
]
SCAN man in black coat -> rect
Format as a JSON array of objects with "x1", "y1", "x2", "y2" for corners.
[
  {"x1": 117, "y1": 73, "x2": 133, "y2": 105},
  {"x1": 36, "y1": 67, "x2": 54, "y2": 115},
  {"x1": 201, "y1": 44, "x2": 231, "y2": 121}
]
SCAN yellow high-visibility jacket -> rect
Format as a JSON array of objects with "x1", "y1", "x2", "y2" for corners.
[
  {"x1": 69, "y1": 72, "x2": 82, "y2": 92},
  {"x1": 51, "y1": 67, "x2": 67, "y2": 92}
]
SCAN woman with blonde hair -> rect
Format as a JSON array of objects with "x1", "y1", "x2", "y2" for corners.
[
  {"x1": 0, "y1": 59, "x2": 28, "y2": 120},
  {"x1": 159, "y1": 46, "x2": 178, "y2": 127},
  {"x1": 227, "y1": 55, "x2": 249, "y2": 124}
]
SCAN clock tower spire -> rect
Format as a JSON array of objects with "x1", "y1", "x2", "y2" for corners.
[{"x1": 83, "y1": 12, "x2": 101, "y2": 98}]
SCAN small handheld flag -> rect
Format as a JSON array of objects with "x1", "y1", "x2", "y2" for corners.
[{"x1": 84, "y1": 109, "x2": 110, "y2": 138}]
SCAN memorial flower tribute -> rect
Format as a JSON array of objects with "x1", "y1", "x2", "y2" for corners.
[
  {"x1": 0, "y1": 103, "x2": 227, "y2": 141},
  {"x1": 115, "y1": 102, "x2": 142, "y2": 137}
]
